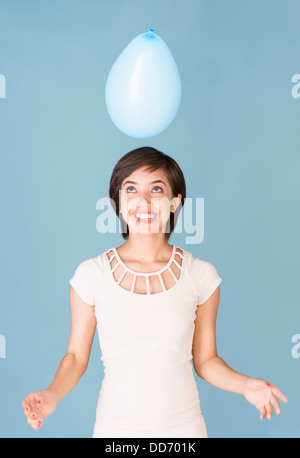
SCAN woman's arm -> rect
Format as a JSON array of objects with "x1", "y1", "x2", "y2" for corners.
[
  {"x1": 47, "y1": 286, "x2": 97, "y2": 401},
  {"x1": 194, "y1": 355, "x2": 249, "y2": 395},
  {"x1": 22, "y1": 286, "x2": 97, "y2": 429},
  {"x1": 192, "y1": 286, "x2": 248, "y2": 393},
  {"x1": 192, "y1": 286, "x2": 287, "y2": 420}
]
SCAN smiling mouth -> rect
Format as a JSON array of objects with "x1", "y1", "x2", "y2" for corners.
[{"x1": 133, "y1": 212, "x2": 157, "y2": 223}]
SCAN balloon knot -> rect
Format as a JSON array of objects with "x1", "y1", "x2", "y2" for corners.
[{"x1": 147, "y1": 28, "x2": 155, "y2": 38}]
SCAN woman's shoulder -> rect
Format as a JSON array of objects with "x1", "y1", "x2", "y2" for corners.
[
  {"x1": 181, "y1": 246, "x2": 219, "y2": 273},
  {"x1": 71, "y1": 248, "x2": 110, "y2": 275},
  {"x1": 179, "y1": 244, "x2": 220, "y2": 280},
  {"x1": 69, "y1": 249, "x2": 111, "y2": 305},
  {"x1": 180, "y1": 246, "x2": 222, "y2": 305}
]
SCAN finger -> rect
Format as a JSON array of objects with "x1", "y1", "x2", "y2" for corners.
[
  {"x1": 24, "y1": 407, "x2": 31, "y2": 417},
  {"x1": 33, "y1": 392, "x2": 43, "y2": 405},
  {"x1": 30, "y1": 403, "x2": 44, "y2": 420},
  {"x1": 22, "y1": 395, "x2": 32, "y2": 411},
  {"x1": 27, "y1": 416, "x2": 43, "y2": 430},
  {"x1": 25, "y1": 405, "x2": 39, "y2": 421},
  {"x1": 36, "y1": 419, "x2": 43, "y2": 429},
  {"x1": 271, "y1": 386, "x2": 288, "y2": 403},
  {"x1": 22, "y1": 391, "x2": 42, "y2": 408},
  {"x1": 259, "y1": 406, "x2": 267, "y2": 420},
  {"x1": 270, "y1": 393, "x2": 281, "y2": 415},
  {"x1": 30, "y1": 394, "x2": 44, "y2": 415},
  {"x1": 26, "y1": 393, "x2": 36, "y2": 409},
  {"x1": 30, "y1": 421, "x2": 42, "y2": 430},
  {"x1": 266, "y1": 402, "x2": 273, "y2": 420},
  {"x1": 27, "y1": 418, "x2": 43, "y2": 429},
  {"x1": 30, "y1": 410, "x2": 40, "y2": 421},
  {"x1": 23, "y1": 400, "x2": 33, "y2": 417}
]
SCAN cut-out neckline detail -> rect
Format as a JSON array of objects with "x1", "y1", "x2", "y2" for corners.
[{"x1": 105, "y1": 245, "x2": 184, "y2": 296}]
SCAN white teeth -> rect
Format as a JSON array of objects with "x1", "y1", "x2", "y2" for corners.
[{"x1": 134, "y1": 213, "x2": 156, "y2": 219}]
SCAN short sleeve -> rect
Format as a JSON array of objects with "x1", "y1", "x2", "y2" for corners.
[
  {"x1": 192, "y1": 257, "x2": 222, "y2": 306},
  {"x1": 69, "y1": 259, "x2": 96, "y2": 306}
]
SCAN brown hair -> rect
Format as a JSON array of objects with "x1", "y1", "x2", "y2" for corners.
[{"x1": 109, "y1": 147, "x2": 186, "y2": 241}]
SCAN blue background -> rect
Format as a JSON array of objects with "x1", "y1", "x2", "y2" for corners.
[{"x1": 0, "y1": 0, "x2": 299, "y2": 438}]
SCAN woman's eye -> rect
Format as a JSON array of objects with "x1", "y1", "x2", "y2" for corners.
[{"x1": 125, "y1": 186, "x2": 163, "y2": 193}]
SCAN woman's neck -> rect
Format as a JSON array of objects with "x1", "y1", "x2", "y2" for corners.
[{"x1": 116, "y1": 237, "x2": 173, "y2": 263}]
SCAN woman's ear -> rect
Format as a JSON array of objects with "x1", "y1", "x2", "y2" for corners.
[{"x1": 170, "y1": 194, "x2": 182, "y2": 213}]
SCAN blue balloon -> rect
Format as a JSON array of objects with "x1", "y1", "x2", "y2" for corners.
[{"x1": 105, "y1": 28, "x2": 181, "y2": 138}]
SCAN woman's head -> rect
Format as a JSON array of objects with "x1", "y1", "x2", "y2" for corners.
[{"x1": 109, "y1": 147, "x2": 186, "y2": 241}]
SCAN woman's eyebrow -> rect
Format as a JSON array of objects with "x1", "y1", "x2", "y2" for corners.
[{"x1": 122, "y1": 180, "x2": 166, "y2": 187}]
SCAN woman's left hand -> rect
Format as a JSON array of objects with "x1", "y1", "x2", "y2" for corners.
[{"x1": 243, "y1": 377, "x2": 288, "y2": 420}]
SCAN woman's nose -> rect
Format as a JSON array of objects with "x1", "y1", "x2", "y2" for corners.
[
  {"x1": 134, "y1": 192, "x2": 153, "y2": 206},
  {"x1": 135, "y1": 199, "x2": 152, "y2": 211}
]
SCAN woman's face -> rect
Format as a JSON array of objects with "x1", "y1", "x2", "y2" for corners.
[{"x1": 119, "y1": 166, "x2": 182, "y2": 236}]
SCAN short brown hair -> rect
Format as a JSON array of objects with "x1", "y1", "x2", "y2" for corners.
[{"x1": 109, "y1": 147, "x2": 186, "y2": 241}]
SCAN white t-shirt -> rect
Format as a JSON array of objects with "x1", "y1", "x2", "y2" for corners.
[{"x1": 69, "y1": 244, "x2": 222, "y2": 438}]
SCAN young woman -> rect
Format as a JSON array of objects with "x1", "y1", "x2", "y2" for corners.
[{"x1": 22, "y1": 147, "x2": 287, "y2": 438}]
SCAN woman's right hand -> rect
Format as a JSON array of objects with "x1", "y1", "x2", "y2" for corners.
[{"x1": 22, "y1": 389, "x2": 57, "y2": 430}]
